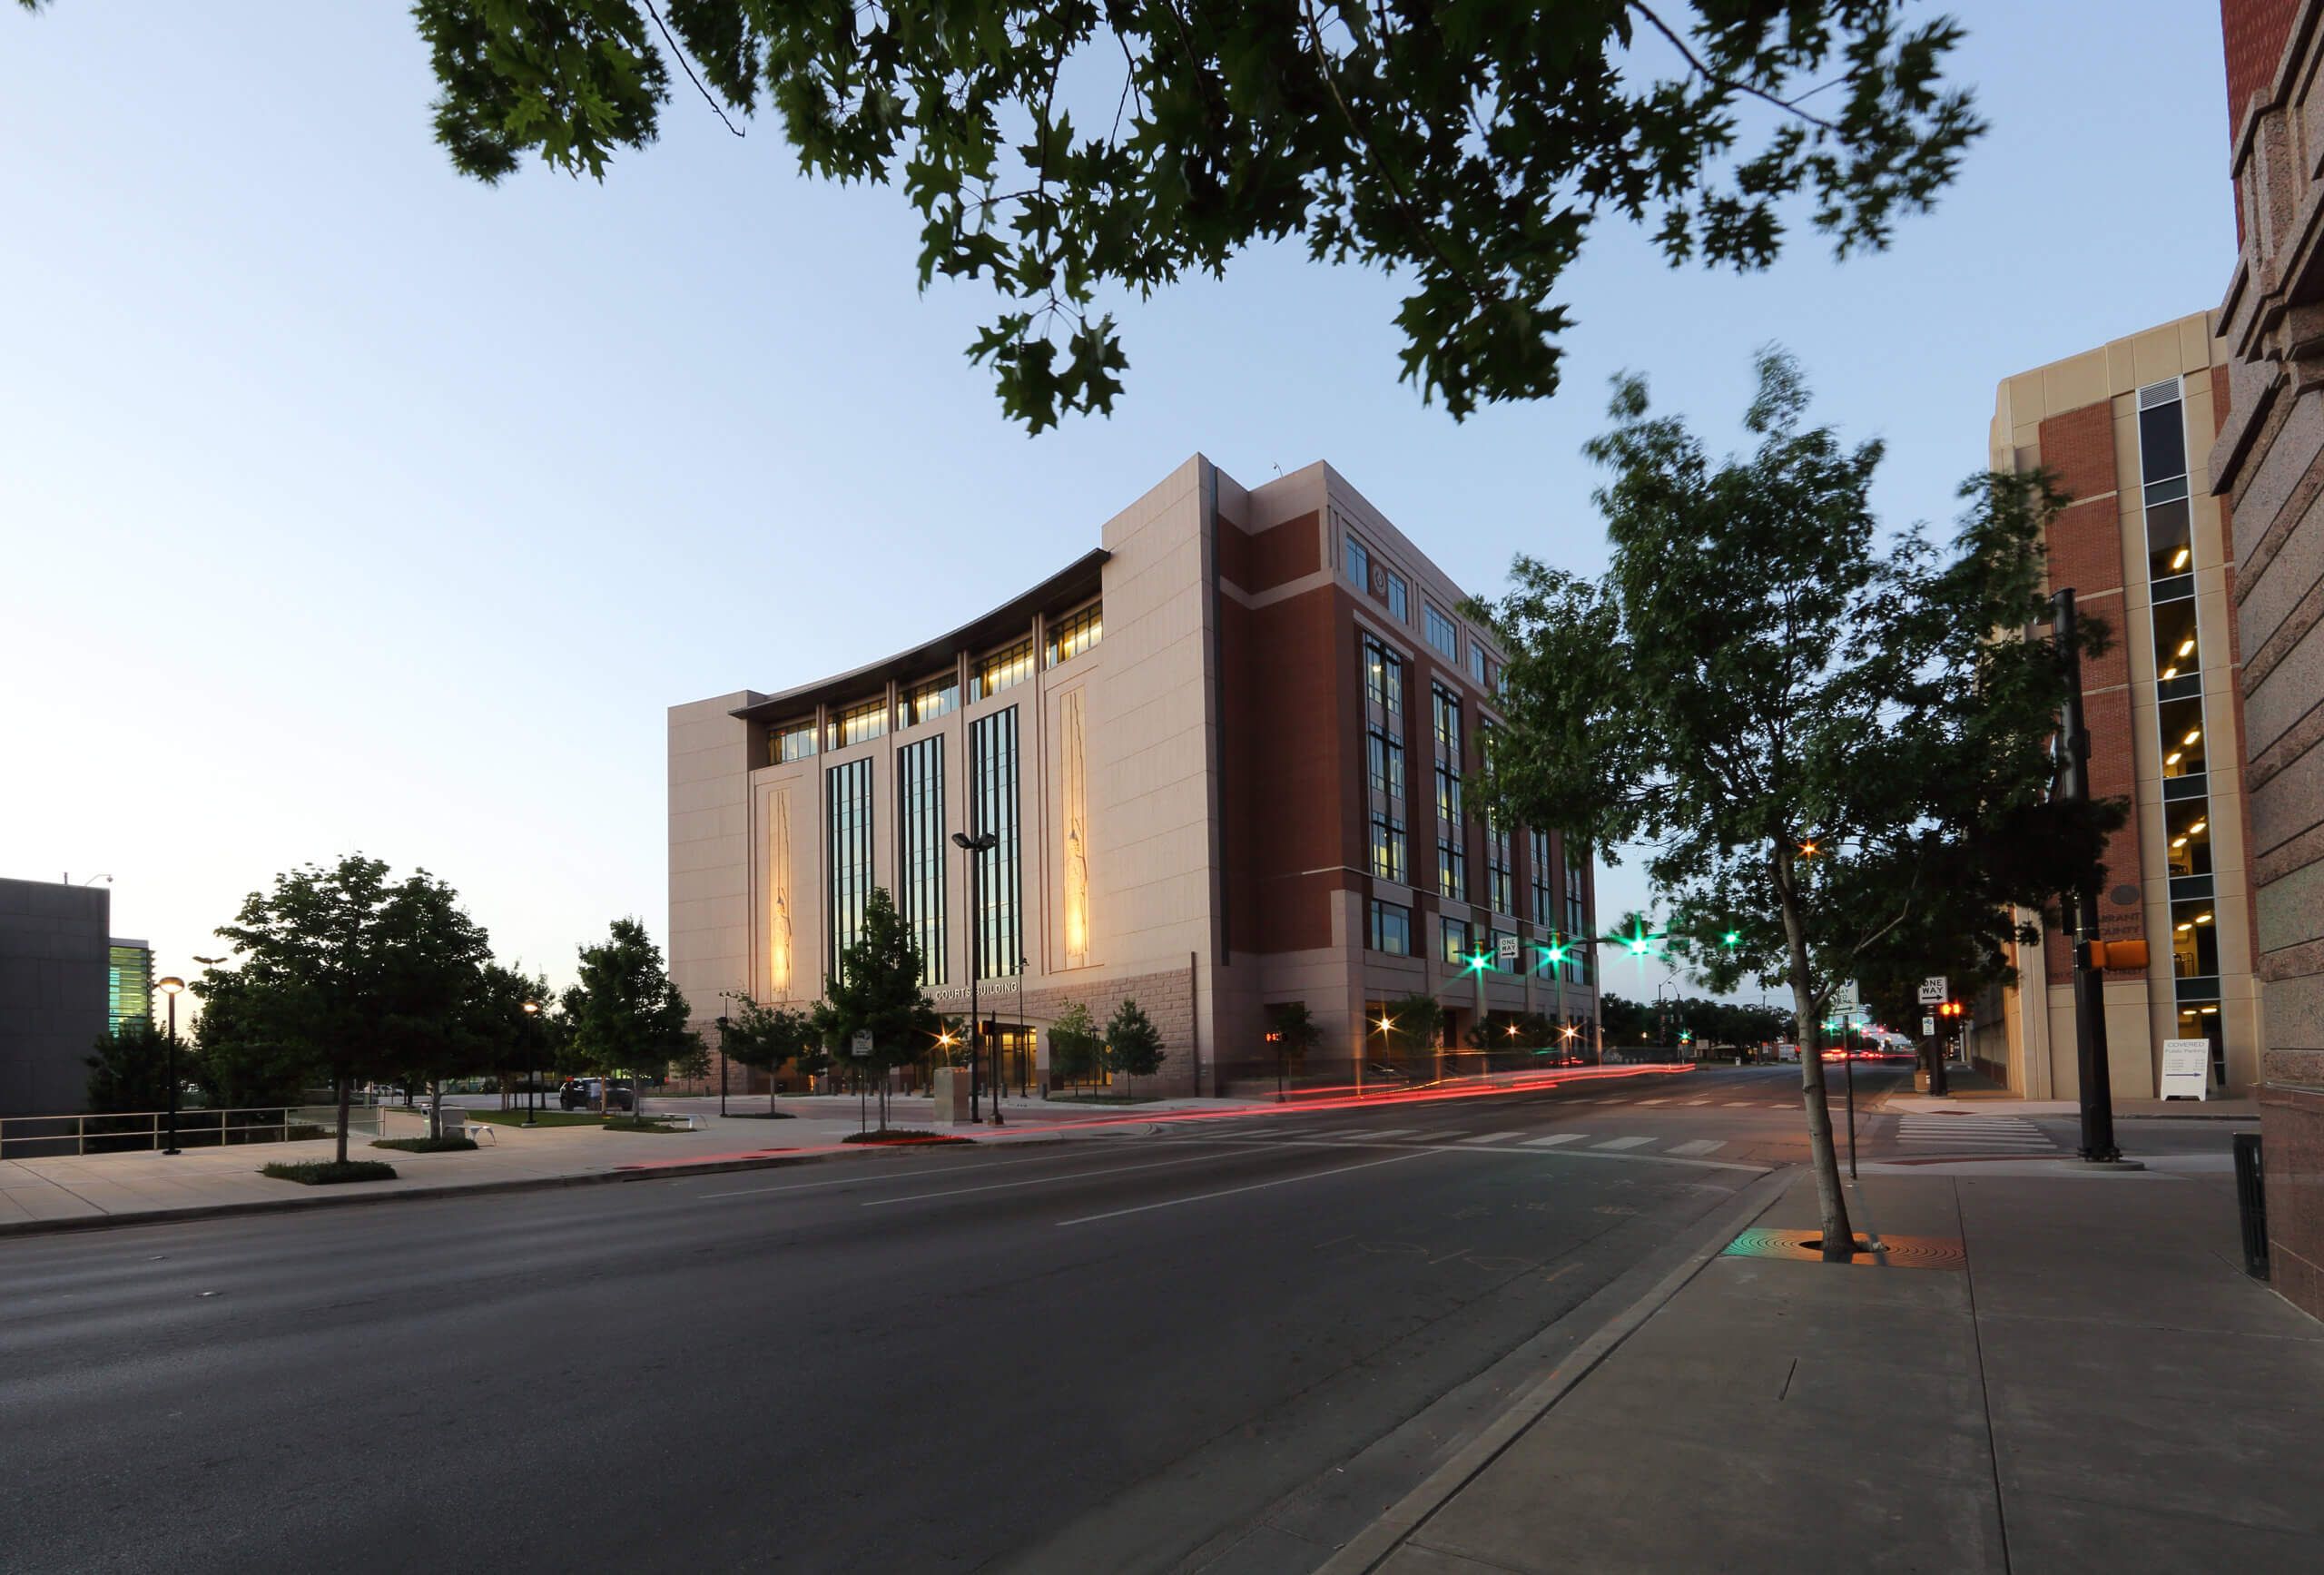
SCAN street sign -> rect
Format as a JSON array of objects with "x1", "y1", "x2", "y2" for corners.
[
  {"x1": 1922, "y1": 1015, "x2": 1936, "y2": 1037},
  {"x1": 1496, "y1": 934, "x2": 1520, "y2": 965},
  {"x1": 2161, "y1": 1039, "x2": 2210, "y2": 1100},
  {"x1": 1916, "y1": 976, "x2": 1948, "y2": 1006},
  {"x1": 851, "y1": 1030, "x2": 873, "y2": 1059},
  {"x1": 1833, "y1": 979, "x2": 1860, "y2": 1011}
]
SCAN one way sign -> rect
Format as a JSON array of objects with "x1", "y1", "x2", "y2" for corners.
[{"x1": 1916, "y1": 976, "x2": 1948, "y2": 1006}]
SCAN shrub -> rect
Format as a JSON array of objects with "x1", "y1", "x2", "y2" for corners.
[
  {"x1": 842, "y1": 1128, "x2": 970, "y2": 1146},
  {"x1": 369, "y1": 1137, "x2": 480, "y2": 1153},
  {"x1": 261, "y1": 1159, "x2": 397, "y2": 1185}
]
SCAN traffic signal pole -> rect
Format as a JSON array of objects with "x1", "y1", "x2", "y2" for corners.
[{"x1": 2053, "y1": 589, "x2": 2122, "y2": 1163}]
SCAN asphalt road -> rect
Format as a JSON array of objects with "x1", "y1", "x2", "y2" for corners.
[{"x1": 4, "y1": 1065, "x2": 1891, "y2": 1574}]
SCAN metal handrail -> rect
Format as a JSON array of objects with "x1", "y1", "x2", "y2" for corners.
[{"x1": 0, "y1": 1106, "x2": 366, "y2": 1161}]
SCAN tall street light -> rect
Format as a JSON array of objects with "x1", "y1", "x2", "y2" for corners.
[
  {"x1": 951, "y1": 830, "x2": 1000, "y2": 1124},
  {"x1": 155, "y1": 976, "x2": 185, "y2": 1155},
  {"x1": 521, "y1": 1000, "x2": 540, "y2": 1127}
]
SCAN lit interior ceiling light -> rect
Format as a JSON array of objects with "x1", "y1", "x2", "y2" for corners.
[
  {"x1": 2177, "y1": 922, "x2": 2192, "y2": 932},
  {"x1": 2170, "y1": 547, "x2": 2191, "y2": 570},
  {"x1": 2165, "y1": 752, "x2": 2182, "y2": 766},
  {"x1": 2183, "y1": 729, "x2": 2201, "y2": 746},
  {"x1": 2202, "y1": 1005, "x2": 2219, "y2": 1015},
  {"x1": 2189, "y1": 820, "x2": 2206, "y2": 834},
  {"x1": 2162, "y1": 666, "x2": 2179, "y2": 680},
  {"x1": 2171, "y1": 836, "x2": 2188, "y2": 848},
  {"x1": 2196, "y1": 912, "x2": 2214, "y2": 925},
  {"x1": 2177, "y1": 638, "x2": 2196, "y2": 657}
]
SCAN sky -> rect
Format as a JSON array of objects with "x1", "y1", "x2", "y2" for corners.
[{"x1": 1, "y1": 2, "x2": 2236, "y2": 1013}]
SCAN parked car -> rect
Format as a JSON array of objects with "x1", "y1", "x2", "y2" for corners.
[{"x1": 559, "y1": 1078, "x2": 635, "y2": 1112}]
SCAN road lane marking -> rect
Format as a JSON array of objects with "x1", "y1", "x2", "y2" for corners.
[
  {"x1": 1460, "y1": 1131, "x2": 1521, "y2": 1144},
  {"x1": 1521, "y1": 1134, "x2": 1586, "y2": 1147},
  {"x1": 862, "y1": 1149, "x2": 1236, "y2": 1206},
  {"x1": 1592, "y1": 1137, "x2": 1652, "y2": 1150},
  {"x1": 1665, "y1": 1139, "x2": 1725, "y2": 1157},
  {"x1": 1056, "y1": 1148, "x2": 1442, "y2": 1226}
]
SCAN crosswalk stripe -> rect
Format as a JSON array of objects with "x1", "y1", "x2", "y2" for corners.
[
  {"x1": 1460, "y1": 1130, "x2": 1522, "y2": 1144},
  {"x1": 1592, "y1": 1136, "x2": 1652, "y2": 1150},
  {"x1": 1521, "y1": 1133, "x2": 1586, "y2": 1147},
  {"x1": 1665, "y1": 1138, "x2": 1725, "y2": 1157},
  {"x1": 1899, "y1": 1137, "x2": 2052, "y2": 1147}
]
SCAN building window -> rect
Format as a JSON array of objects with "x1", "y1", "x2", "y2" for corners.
[
  {"x1": 1425, "y1": 604, "x2": 1459, "y2": 661},
  {"x1": 2164, "y1": 800, "x2": 2212, "y2": 879},
  {"x1": 2138, "y1": 379, "x2": 2195, "y2": 596},
  {"x1": 1565, "y1": 856, "x2": 1590, "y2": 984},
  {"x1": 1385, "y1": 568, "x2": 1408, "y2": 621},
  {"x1": 968, "y1": 706, "x2": 1022, "y2": 978},
  {"x1": 896, "y1": 737, "x2": 946, "y2": 986},
  {"x1": 1344, "y1": 530, "x2": 1370, "y2": 586},
  {"x1": 971, "y1": 638, "x2": 1035, "y2": 701},
  {"x1": 1469, "y1": 641, "x2": 1489, "y2": 684},
  {"x1": 2159, "y1": 695, "x2": 2207, "y2": 779},
  {"x1": 1485, "y1": 820, "x2": 1513, "y2": 917},
  {"x1": 1046, "y1": 602, "x2": 1103, "y2": 668},
  {"x1": 827, "y1": 697, "x2": 888, "y2": 750},
  {"x1": 1433, "y1": 684, "x2": 1465, "y2": 899},
  {"x1": 1370, "y1": 812, "x2": 1408, "y2": 883},
  {"x1": 902, "y1": 674, "x2": 958, "y2": 727},
  {"x1": 1368, "y1": 899, "x2": 1413, "y2": 956},
  {"x1": 1364, "y1": 635, "x2": 1405, "y2": 714},
  {"x1": 2170, "y1": 898, "x2": 2220, "y2": 979},
  {"x1": 825, "y1": 758, "x2": 874, "y2": 982},
  {"x1": 772, "y1": 719, "x2": 818, "y2": 763},
  {"x1": 1442, "y1": 915, "x2": 1473, "y2": 965},
  {"x1": 1530, "y1": 831, "x2": 1554, "y2": 927}
]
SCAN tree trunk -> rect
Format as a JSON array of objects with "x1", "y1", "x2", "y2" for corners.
[
  {"x1": 1775, "y1": 854, "x2": 1856, "y2": 1261},
  {"x1": 428, "y1": 1079, "x2": 445, "y2": 1142},
  {"x1": 335, "y1": 1074, "x2": 350, "y2": 1166}
]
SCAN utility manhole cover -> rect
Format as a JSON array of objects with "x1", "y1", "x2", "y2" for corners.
[{"x1": 1721, "y1": 1228, "x2": 1965, "y2": 1271}]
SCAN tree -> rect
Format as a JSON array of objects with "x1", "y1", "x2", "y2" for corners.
[
  {"x1": 112, "y1": 0, "x2": 1999, "y2": 433},
  {"x1": 185, "y1": 967, "x2": 313, "y2": 1112},
  {"x1": 1377, "y1": 994, "x2": 1443, "y2": 1067},
  {"x1": 1264, "y1": 1001, "x2": 1321, "y2": 1078},
  {"x1": 1105, "y1": 999, "x2": 1165, "y2": 1097},
  {"x1": 475, "y1": 962, "x2": 552, "y2": 1108},
  {"x1": 562, "y1": 918, "x2": 701, "y2": 1117},
  {"x1": 717, "y1": 992, "x2": 821, "y2": 1112},
  {"x1": 1047, "y1": 1001, "x2": 1106, "y2": 1087},
  {"x1": 84, "y1": 1020, "x2": 175, "y2": 1114},
  {"x1": 203, "y1": 855, "x2": 496, "y2": 1164},
  {"x1": 374, "y1": 883, "x2": 497, "y2": 1140},
  {"x1": 811, "y1": 889, "x2": 938, "y2": 1129},
  {"x1": 1472, "y1": 352, "x2": 2113, "y2": 1261}
]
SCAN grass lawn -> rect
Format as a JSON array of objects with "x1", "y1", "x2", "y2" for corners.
[
  {"x1": 261, "y1": 1159, "x2": 398, "y2": 1185},
  {"x1": 464, "y1": 1108, "x2": 606, "y2": 1127}
]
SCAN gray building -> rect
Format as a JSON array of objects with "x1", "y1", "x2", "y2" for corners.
[{"x1": 0, "y1": 877, "x2": 113, "y2": 1117}]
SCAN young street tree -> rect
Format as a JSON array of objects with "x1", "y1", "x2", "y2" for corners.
[
  {"x1": 812, "y1": 889, "x2": 939, "y2": 1130},
  {"x1": 717, "y1": 992, "x2": 820, "y2": 1113},
  {"x1": 229, "y1": 0, "x2": 1989, "y2": 433},
  {"x1": 1105, "y1": 999, "x2": 1166, "y2": 1098},
  {"x1": 1047, "y1": 1000, "x2": 1107, "y2": 1088},
  {"x1": 204, "y1": 854, "x2": 496, "y2": 1165},
  {"x1": 1472, "y1": 352, "x2": 2114, "y2": 1261},
  {"x1": 562, "y1": 919, "x2": 703, "y2": 1117}
]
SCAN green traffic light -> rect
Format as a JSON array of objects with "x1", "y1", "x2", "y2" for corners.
[
  {"x1": 1721, "y1": 930, "x2": 1741, "y2": 947},
  {"x1": 1464, "y1": 950, "x2": 1492, "y2": 975}
]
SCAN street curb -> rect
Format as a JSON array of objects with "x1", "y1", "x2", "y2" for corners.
[
  {"x1": 0, "y1": 1136, "x2": 1082, "y2": 1243},
  {"x1": 1311, "y1": 1164, "x2": 1797, "y2": 1575}
]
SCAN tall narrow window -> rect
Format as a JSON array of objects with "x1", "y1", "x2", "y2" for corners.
[
  {"x1": 969, "y1": 706, "x2": 1022, "y2": 978},
  {"x1": 1564, "y1": 855, "x2": 1590, "y2": 984},
  {"x1": 1442, "y1": 916, "x2": 1473, "y2": 965},
  {"x1": 1384, "y1": 568, "x2": 1408, "y2": 620},
  {"x1": 1364, "y1": 634, "x2": 1409, "y2": 884},
  {"x1": 1433, "y1": 684, "x2": 1465, "y2": 900},
  {"x1": 1425, "y1": 605, "x2": 1459, "y2": 660},
  {"x1": 896, "y1": 737, "x2": 946, "y2": 986},
  {"x1": 1530, "y1": 831, "x2": 1554, "y2": 927},
  {"x1": 825, "y1": 758, "x2": 874, "y2": 982},
  {"x1": 1344, "y1": 530, "x2": 1370, "y2": 586},
  {"x1": 1485, "y1": 819, "x2": 1513, "y2": 916}
]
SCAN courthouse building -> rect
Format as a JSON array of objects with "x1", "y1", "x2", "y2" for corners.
[
  {"x1": 1977, "y1": 313, "x2": 2266, "y2": 1098},
  {"x1": 669, "y1": 457, "x2": 1599, "y2": 1096}
]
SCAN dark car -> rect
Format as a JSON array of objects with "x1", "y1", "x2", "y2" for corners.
[{"x1": 559, "y1": 1078, "x2": 635, "y2": 1112}]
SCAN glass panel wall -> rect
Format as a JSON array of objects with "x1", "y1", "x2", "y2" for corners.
[
  {"x1": 896, "y1": 736, "x2": 946, "y2": 986},
  {"x1": 773, "y1": 719, "x2": 818, "y2": 763},
  {"x1": 828, "y1": 697, "x2": 888, "y2": 750},
  {"x1": 971, "y1": 638, "x2": 1035, "y2": 701},
  {"x1": 902, "y1": 674, "x2": 958, "y2": 727},
  {"x1": 969, "y1": 706, "x2": 1023, "y2": 978},
  {"x1": 1364, "y1": 635, "x2": 1408, "y2": 883},
  {"x1": 1433, "y1": 684, "x2": 1465, "y2": 899},
  {"x1": 825, "y1": 758, "x2": 874, "y2": 983},
  {"x1": 1046, "y1": 602, "x2": 1103, "y2": 667}
]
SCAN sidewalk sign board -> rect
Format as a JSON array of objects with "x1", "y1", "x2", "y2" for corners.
[
  {"x1": 2161, "y1": 1039, "x2": 2210, "y2": 1100},
  {"x1": 1917, "y1": 976, "x2": 1948, "y2": 1006},
  {"x1": 851, "y1": 1030, "x2": 873, "y2": 1059},
  {"x1": 1922, "y1": 1015, "x2": 1936, "y2": 1037}
]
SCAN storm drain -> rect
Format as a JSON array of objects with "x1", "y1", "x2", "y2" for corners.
[{"x1": 1721, "y1": 1228, "x2": 1966, "y2": 1271}]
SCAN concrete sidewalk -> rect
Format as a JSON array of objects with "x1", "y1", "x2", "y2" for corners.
[
  {"x1": 1885, "y1": 1092, "x2": 2260, "y2": 1121},
  {"x1": 0, "y1": 1099, "x2": 1123, "y2": 1235},
  {"x1": 1324, "y1": 1166, "x2": 2323, "y2": 1574}
]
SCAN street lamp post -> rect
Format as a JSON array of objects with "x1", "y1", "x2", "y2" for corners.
[
  {"x1": 950, "y1": 830, "x2": 1000, "y2": 1124},
  {"x1": 155, "y1": 977, "x2": 185, "y2": 1155},
  {"x1": 714, "y1": 1014, "x2": 731, "y2": 1117},
  {"x1": 520, "y1": 1000, "x2": 540, "y2": 1127}
]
